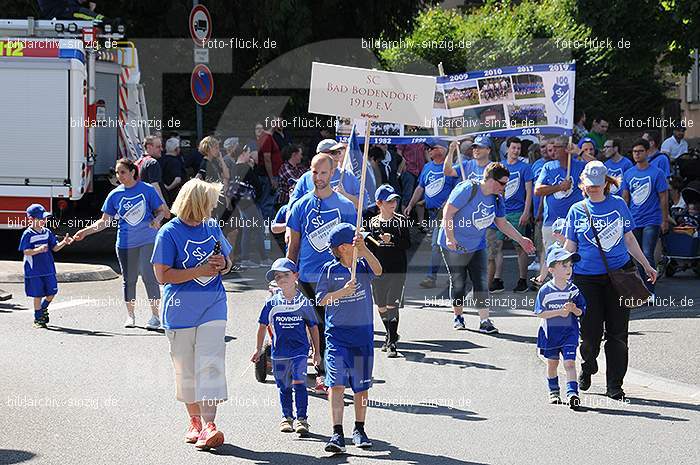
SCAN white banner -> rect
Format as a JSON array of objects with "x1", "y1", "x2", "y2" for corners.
[{"x1": 308, "y1": 62, "x2": 436, "y2": 126}]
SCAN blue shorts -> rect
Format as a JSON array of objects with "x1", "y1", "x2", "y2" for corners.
[
  {"x1": 24, "y1": 275, "x2": 58, "y2": 298},
  {"x1": 540, "y1": 345, "x2": 577, "y2": 361},
  {"x1": 272, "y1": 356, "x2": 308, "y2": 389},
  {"x1": 325, "y1": 343, "x2": 374, "y2": 393}
]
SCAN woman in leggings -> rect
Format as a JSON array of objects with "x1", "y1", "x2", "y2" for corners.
[{"x1": 75, "y1": 158, "x2": 168, "y2": 329}]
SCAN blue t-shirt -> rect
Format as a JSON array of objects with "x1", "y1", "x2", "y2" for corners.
[
  {"x1": 418, "y1": 161, "x2": 457, "y2": 210},
  {"x1": 536, "y1": 159, "x2": 586, "y2": 226},
  {"x1": 437, "y1": 181, "x2": 505, "y2": 253},
  {"x1": 503, "y1": 160, "x2": 534, "y2": 214},
  {"x1": 102, "y1": 181, "x2": 164, "y2": 249},
  {"x1": 315, "y1": 258, "x2": 375, "y2": 347},
  {"x1": 565, "y1": 196, "x2": 636, "y2": 275},
  {"x1": 531, "y1": 157, "x2": 548, "y2": 217},
  {"x1": 18, "y1": 227, "x2": 58, "y2": 277},
  {"x1": 604, "y1": 156, "x2": 633, "y2": 195},
  {"x1": 452, "y1": 159, "x2": 492, "y2": 183},
  {"x1": 258, "y1": 290, "x2": 318, "y2": 360},
  {"x1": 534, "y1": 280, "x2": 586, "y2": 350},
  {"x1": 151, "y1": 217, "x2": 233, "y2": 330},
  {"x1": 287, "y1": 192, "x2": 357, "y2": 283},
  {"x1": 621, "y1": 165, "x2": 668, "y2": 227},
  {"x1": 649, "y1": 151, "x2": 671, "y2": 178},
  {"x1": 288, "y1": 169, "x2": 367, "y2": 209},
  {"x1": 273, "y1": 204, "x2": 287, "y2": 225}
]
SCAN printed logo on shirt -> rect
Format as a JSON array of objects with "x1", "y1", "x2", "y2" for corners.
[
  {"x1": 118, "y1": 193, "x2": 147, "y2": 226},
  {"x1": 505, "y1": 171, "x2": 520, "y2": 200},
  {"x1": 582, "y1": 211, "x2": 623, "y2": 252},
  {"x1": 552, "y1": 174, "x2": 573, "y2": 199},
  {"x1": 29, "y1": 231, "x2": 49, "y2": 244},
  {"x1": 182, "y1": 235, "x2": 217, "y2": 286},
  {"x1": 472, "y1": 202, "x2": 496, "y2": 230},
  {"x1": 541, "y1": 288, "x2": 578, "y2": 309},
  {"x1": 424, "y1": 172, "x2": 445, "y2": 198},
  {"x1": 608, "y1": 168, "x2": 623, "y2": 194},
  {"x1": 629, "y1": 176, "x2": 651, "y2": 206},
  {"x1": 305, "y1": 207, "x2": 341, "y2": 253},
  {"x1": 467, "y1": 171, "x2": 484, "y2": 183}
]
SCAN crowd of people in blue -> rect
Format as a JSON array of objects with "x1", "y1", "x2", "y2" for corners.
[{"x1": 18, "y1": 112, "x2": 694, "y2": 453}]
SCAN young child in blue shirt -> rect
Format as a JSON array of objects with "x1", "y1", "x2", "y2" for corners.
[
  {"x1": 315, "y1": 223, "x2": 382, "y2": 454},
  {"x1": 252, "y1": 258, "x2": 320, "y2": 436},
  {"x1": 18, "y1": 204, "x2": 73, "y2": 328},
  {"x1": 534, "y1": 246, "x2": 587, "y2": 410}
]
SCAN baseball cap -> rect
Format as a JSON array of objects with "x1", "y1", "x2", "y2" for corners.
[
  {"x1": 472, "y1": 134, "x2": 492, "y2": 149},
  {"x1": 581, "y1": 160, "x2": 608, "y2": 186},
  {"x1": 375, "y1": 184, "x2": 400, "y2": 202},
  {"x1": 425, "y1": 139, "x2": 448, "y2": 150},
  {"x1": 552, "y1": 218, "x2": 567, "y2": 235},
  {"x1": 26, "y1": 204, "x2": 51, "y2": 219},
  {"x1": 316, "y1": 139, "x2": 339, "y2": 154},
  {"x1": 265, "y1": 258, "x2": 298, "y2": 282},
  {"x1": 329, "y1": 141, "x2": 345, "y2": 151},
  {"x1": 223, "y1": 137, "x2": 239, "y2": 150},
  {"x1": 328, "y1": 223, "x2": 356, "y2": 248},
  {"x1": 546, "y1": 246, "x2": 580, "y2": 268},
  {"x1": 578, "y1": 136, "x2": 598, "y2": 150}
]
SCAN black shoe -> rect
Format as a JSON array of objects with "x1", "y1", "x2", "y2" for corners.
[
  {"x1": 549, "y1": 392, "x2": 562, "y2": 404},
  {"x1": 489, "y1": 278, "x2": 504, "y2": 293},
  {"x1": 387, "y1": 343, "x2": 398, "y2": 358},
  {"x1": 513, "y1": 279, "x2": 528, "y2": 293},
  {"x1": 419, "y1": 277, "x2": 436, "y2": 289},
  {"x1": 606, "y1": 389, "x2": 625, "y2": 400},
  {"x1": 568, "y1": 394, "x2": 582, "y2": 411},
  {"x1": 579, "y1": 372, "x2": 591, "y2": 391},
  {"x1": 478, "y1": 319, "x2": 499, "y2": 334}
]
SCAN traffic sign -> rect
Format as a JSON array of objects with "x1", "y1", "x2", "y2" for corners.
[
  {"x1": 194, "y1": 47, "x2": 209, "y2": 64},
  {"x1": 191, "y1": 64, "x2": 214, "y2": 106},
  {"x1": 189, "y1": 4, "x2": 212, "y2": 46}
]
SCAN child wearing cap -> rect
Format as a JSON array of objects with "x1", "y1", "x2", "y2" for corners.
[
  {"x1": 530, "y1": 217, "x2": 567, "y2": 289},
  {"x1": 19, "y1": 204, "x2": 74, "y2": 328},
  {"x1": 316, "y1": 223, "x2": 382, "y2": 454},
  {"x1": 365, "y1": 184, "x2": 410, "y2": 358},
  {"x1": 534, "y1": 246, "x2": 587, "y2": 409},
  {"x1": 252, "y1": 258, "x2": 321, "y2": 436}
]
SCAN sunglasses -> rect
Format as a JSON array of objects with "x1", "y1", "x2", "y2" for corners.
[{"x1": 494, "y1": 178, "x2": 508, "y2": 186}]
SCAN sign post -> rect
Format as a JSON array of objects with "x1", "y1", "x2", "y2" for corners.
[
  {"x1": 309, "y1": 62, "x2": 436, "y2": 279},
  {"x1": 190, "y1": 1, "x2": 212, "y2": 144}
]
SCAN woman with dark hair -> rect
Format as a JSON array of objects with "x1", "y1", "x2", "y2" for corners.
[
  {"x1": 74, "y1": 158, "x2": 168, "y2": 328},
  {"x1": 563, "y1": 161, "x2": 656, "y2": 399},
  {"x1": 438, "y1": 163, "x2": 535, "y2": 334}
]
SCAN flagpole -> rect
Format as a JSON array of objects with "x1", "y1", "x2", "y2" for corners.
[
  {"x1": 351, "y1": 118, "x2": 372, "y2": 281},
  {"x1": 566, "y1": 135, "x2": 572, "y2": 179}
]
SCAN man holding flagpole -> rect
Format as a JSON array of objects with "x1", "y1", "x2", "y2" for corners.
[{"x1": 286, "y1": 153, "x2": 357, "y2": 392}]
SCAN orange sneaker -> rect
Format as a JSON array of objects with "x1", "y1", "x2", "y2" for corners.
[
  {"x1": 195, "y1": 422, "x2": 224, "y2": 450},
  {"x1": 185, "y1": 416, "x2": 202, "y2": 443}
]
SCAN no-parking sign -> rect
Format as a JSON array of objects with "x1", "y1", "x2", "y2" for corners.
[
  {"x1": 191, "y1": 64, "x2": 214, "y2": 106},
  {"x1": 189, "y1": 4, "x2": 211, "y2": 46}
]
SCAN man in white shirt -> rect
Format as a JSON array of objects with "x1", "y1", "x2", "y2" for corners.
[{"x1": 661, "y1": 127, "x2": 689, "y2": 160}]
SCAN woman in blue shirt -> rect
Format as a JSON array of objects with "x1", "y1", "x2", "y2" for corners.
[
  {"x1": 439, "y1": 163, "x2": 535, "y2": 334},
  {"x1": 563, "y1": 161, "x2": 656, "y2": 400},
  {"x1": 151, "y1": 178, "x2": 233, "y2": 450},
  {"x1": 74, "y1": 158, "x2": 168, "y2": 329}
]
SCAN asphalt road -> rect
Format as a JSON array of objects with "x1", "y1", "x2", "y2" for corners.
[{"x1": 1, "y1": 241, "x2": 699, "y2": 465}]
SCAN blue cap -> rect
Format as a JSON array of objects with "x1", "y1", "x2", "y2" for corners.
[
  {"x1": 546, "y1": 246, "x2": 580, "y2": 268},
  {"x1": 552, "y1": 218, "x2": 567, "y2": 235},
  {"x1": 472, "y1": 134, "x2": 492, "y2": 149},
  {"x1": 581, "y1": 160, "x2": 608, "y2": 186},
  {"x1": 265, "y1": 258, "x2": 298, "y2": 282},
  {"x1": 578, "y1": 136, "x2": 598, "y2": 150},
  {"x1": 425, "y1": 139, "x2": 448, "y2": 150},
  {"x1": 328, "y1": 223, "x2": 356, "y2": 248},
  {"x1": 26, "y1": 204, "x2": 51, "y2": 219},
  {"x1": 375, "y1": 184, "x2": 400, "y2": 202}
]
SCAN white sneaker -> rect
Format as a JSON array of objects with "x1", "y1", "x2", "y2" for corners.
[
  {"x1": 241, "y1": 260, "x2": 260, "y2": 268},
  {"x1": 124, "y1": 314, "x2": 136, "y2": 328},
  {"x1": 260, "y1": 258, "x2": 274, "y2": 267},
  {"x1": 146, "y1": 315, "x2": 161, "y2": 330},
  {"x1": 527, "y1": 260, "x2": 540, "y2": 272}
]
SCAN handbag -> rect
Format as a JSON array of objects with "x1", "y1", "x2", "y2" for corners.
[{"x1": 583, "y1": 203, "x2": 651, "y2": 309}]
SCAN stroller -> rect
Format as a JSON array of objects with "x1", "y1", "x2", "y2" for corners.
[{"x1": 660, "y1": 180, "x2": 700, "y2": 277}]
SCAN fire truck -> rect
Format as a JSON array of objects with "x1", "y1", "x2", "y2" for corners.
[{"x1": 0, "y1": 17, "x2": 149, "y2": 230}]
